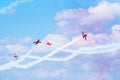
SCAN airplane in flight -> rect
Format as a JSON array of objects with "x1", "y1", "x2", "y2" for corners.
[
  {"x1": 46, "y1": 42, "x2": 52, "y2": 46},
  {"x1": 82, "y1": 32, "x2": 87, "y2": 41},
  {"x1": 14, "y1": 53, "x2": 18, "y2": 60},
  {"x1": 33, "y1": 39, "x2": 42, "y2": 45}
]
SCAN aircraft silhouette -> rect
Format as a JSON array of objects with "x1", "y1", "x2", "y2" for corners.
[
  {"x1": 82, "y1": 32, "x2": 87, "y2": 41},
  {"x1": 33, "y1": 39, "x2": 42, "y2": 45},
  {"x1": 46, "y1": 42, "x2": 52, "y2": 46},
  {"x1": 14, "y1": 53, "x2": 18, "y2": 60}
]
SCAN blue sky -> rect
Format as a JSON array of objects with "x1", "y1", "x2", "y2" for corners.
[
  {"x1": 0, "y1": 0, "x2": 120, "y2": 80},
  {"x1": 0, "y1": 0, "x2": 101, "y2": 38}
]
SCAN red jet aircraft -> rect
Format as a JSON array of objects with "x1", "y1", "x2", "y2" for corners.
[
  {"x1": 82, "y1": 32, "x2": 87, "y2": 41},
  {"x1": 46, "y1": 42, "x2": 52, "y2": 46},
  {"x1": 33, "y1": 39, "x2": 42, "y2": 45},
  {"x1": 14, "y1": 53, "x2": 18, "y2": 60}
]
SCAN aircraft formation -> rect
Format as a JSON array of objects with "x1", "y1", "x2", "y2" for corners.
[{"x1": 14, "y1": 32, "x2": 87, "y2": 59}]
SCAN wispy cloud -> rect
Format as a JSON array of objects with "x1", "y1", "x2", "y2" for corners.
[{"x1": 0, "y1": 0, "x2": 33, "y2": 14}]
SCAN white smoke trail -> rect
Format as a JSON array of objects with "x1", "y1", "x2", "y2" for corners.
[
  {"x1": 20, "y1": 42, "x2": 120, "y2": 62},
  {"x1": 0, "y1": 62, "x2": 17, "y2": 71},
  {"x1": 0, "y1": 47, "x2": 33, "y2": 71},
  {"x1": 16, "y1": 42, "x2": 120, "y2": 69},
  {"x1": 53, "y1": 46, "x2": 74, "y2": 53},
  {"x1": 76, "y1": 42, "x2": 120, "y2": 54},
  {"x1": 26, "y1": 53, "x2": 77, "y2": 62},
  {"x1": 15, "y1": 38, "x2": 79, "y2": 69},
  {"x1": 0, "y1": 38, "x2": 78, "y2": 71},
  {"x1": 16, "y1": 48, "x2": 33, "y2": 63},
  {"x1": 0, "y1": 38, "x2": 120, "y2": 71}
]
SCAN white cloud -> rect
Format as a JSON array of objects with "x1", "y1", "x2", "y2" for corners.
[
  {"x1": 20, "y1": 36, "x2": 32, "y2": 44},
  {"x1": 0, "y1": 0, "x2": 32, "y2": 14},
  {"x1": 0, "y1": 37, "x2": 33, "y2": 55},
  {"x1": 0, "y1": 37, "x2": 17, "y2": 44},
  {"x1": 43, "y1": 34, "x2": 69, "y2": 46},
  {"x1": 0, "y1": 37, "x2": 32, "y2": 60},
  {"x1": 55, "y1": 8, "x2": 88, "y2": 20},
  {"x1": 0, "y1": 45, "x2": 5, "y2": 53},
  {"x1": 50, "y1": 69, "x2": 67, "y2": 78},
  {"x1": 81, "y1": 63, "x2": 91, "y2": 71},
  {"x1": 89, "y1": 72, "x2": 113, "y2": 80},
  {"x1": 57, "y1": 20, "x2": 69, "y2": 27},
  {"x1": 111, "y1": 24, "x2": 120, "y2": 33},
  {"x1": 0, "y1": 36, "x2": 32, "y2": 44},
  {"x1": 35, "y1": 70, "x2": 49, "y2": 78},
  {"x1": 5, "y1": 44, "x2": 29, "y2": 54},
  {"x1": 109, "y1": 24, "x2": 120, "y2": 42},
  {"x1": 55, "y1": 1, "x2": 120, "y2": 34},
  {"x1": 32, "y1": 34, "x2": 69, "y2": 54},
  {"x1": 89, "y1": 1, "x2": 120, "y2": 17},
  {"x1": 70, "y1": 33, "x2": 104, "y2": 48},
  {"x1": 35, "y1": 69, "x2": 67, "y2": 78},
  {"x1": 69, "y1": 24, "x2": 120, "y2": 49}
]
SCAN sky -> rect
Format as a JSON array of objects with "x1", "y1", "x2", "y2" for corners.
[{"x1": 0, "y1": 0, "x2": 120, "y2": 80}]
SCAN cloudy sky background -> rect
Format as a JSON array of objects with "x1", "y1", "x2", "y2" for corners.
[{"x1": 0, "y1": 0, "x2": 120, "y2": 80}]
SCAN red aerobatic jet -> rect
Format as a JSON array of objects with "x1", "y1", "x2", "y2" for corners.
[
  {"x1": 14, "y1": 53, "x2": 18, "y2": 60},
  {"x1": 33, "y1": 39, "x2": 42, "y2": 44},
  {"x1": 82, "y1": 32, "x2": 87, "y2": 41},
  {"x1": 46, "y1": 42, "x2": 52, "y2": 46}
]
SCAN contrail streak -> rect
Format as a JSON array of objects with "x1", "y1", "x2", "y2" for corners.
[
  {"x1": 0, "y1": 38, "x2": 120, "y2": 71},
  {"x1": 15, "y1": 38, "x2": 79, "y2": 69},
  {"x1": 16, "y1": 42, "x2": 120, "y2": 69},
  {"x1": 0, "y1": 47, "x2": 33, "y2": 71},
  {"x1": 0, "y1": 62, "x2": 17, "y2": 71},
  {"x1": 17, "y1": 48, "x2": 33, "y2": 63},
  {"x1": 20, "y1": 42, "x2": 120, "y2": 62},
  {"x1": 15, "y1": 48, "x2": 33, "y2": 67},
  {"x1": 52, "y1": 46, "x2": 74, "y2": 53},
  {"x1": 76, "y1": 42, "x2": 120, "y2": 54}
]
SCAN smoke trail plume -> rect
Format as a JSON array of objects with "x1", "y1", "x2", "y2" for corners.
[
  {"x1": 0, "y1": 38, "x2": 120, "y2": 71},
  {"x1": 15, "y1": 38, "x2": 79, "y2": 69}
]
